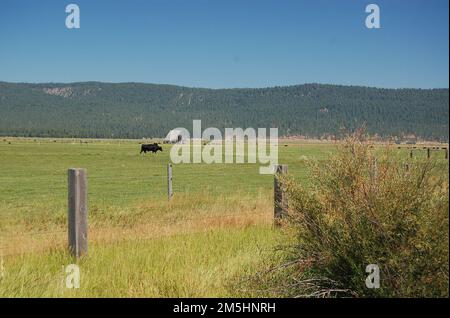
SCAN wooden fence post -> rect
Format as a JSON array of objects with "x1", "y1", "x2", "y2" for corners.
[
  {"x1": 68, "y1": 168, "x2": 88, "y2": 258},
  {"x1": 444, "y1": 148, "x2": 448, "y2": 160},
  {"x1": 274, "y1": 164, "x2": 288, "y2": 226},
  {"x1": 427, "y1": 148, "x2": 431, "y2": 159},
  {"x1": 410, "y1": 150, "x2": 413, "y2": 159},
  {"x1": 167, "y1": 163, "x2": 173, "y2": 199}
]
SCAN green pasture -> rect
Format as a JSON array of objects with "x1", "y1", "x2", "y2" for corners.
[
  {"x1": 0, "y1": 138, "x2": 447, "y2": 297},
  {"x1": 0, "y1": 138, "x2": 334, "y2": 206}
]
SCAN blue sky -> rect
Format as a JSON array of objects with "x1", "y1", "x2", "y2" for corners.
[{"x1": 0, "y1": 0, "x2": 448, "y2": 88}]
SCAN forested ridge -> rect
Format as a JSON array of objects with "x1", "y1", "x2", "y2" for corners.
[{"x1": 0, "y1": 82, "x2": 448, "y2": 141}]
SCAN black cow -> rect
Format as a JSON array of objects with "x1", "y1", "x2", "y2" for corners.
[{"x1": 140, "y1": 143, "x2": 162, "y2": 154}]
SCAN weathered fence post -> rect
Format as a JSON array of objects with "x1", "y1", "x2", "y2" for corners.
[
  {"x1": 410, "y1": 149, "x2": 413, "y2": 159},
  {"x1": 167, "y1": 163, "x2": 173, "y2": 199},
  {"x1": 444, "y1": 148, "x2": 448, "y2": 160},
  {"x1": 274, "y1": 164, "x2": 288, "y2": 226},
  {"x1": 427, "y1": 148, "x2": 431, "y2": 159},
  {"x1": 68, "y1": 168, "x2": 88, "y2": 258}
]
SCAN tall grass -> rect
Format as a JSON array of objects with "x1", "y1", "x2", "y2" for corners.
[
  {"x1": 0, "y1": 193, "x2": 278, "y2": 297},
  {"x1": 0, "y1": 226, "x2": 277, "y2": 297}
]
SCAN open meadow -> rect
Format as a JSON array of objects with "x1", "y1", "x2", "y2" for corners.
[{"x1": 0, "y1": 138, "x2": 447, "y2": 297}]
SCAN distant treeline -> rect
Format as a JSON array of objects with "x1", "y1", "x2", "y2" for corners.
[{"x1": 0, "y1": 82, "x2": 448, "y2": 141}]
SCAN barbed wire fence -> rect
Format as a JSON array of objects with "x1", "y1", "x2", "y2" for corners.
[
  {"x1": 0, "y1": 146, "x2": 447, "y2": 258},
  {"x1": 0, "y1": 163, "x2": 286, "y2": 259}
]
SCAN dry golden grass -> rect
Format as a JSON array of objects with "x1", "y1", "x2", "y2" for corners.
[{"x1": 1, "y1": 192, "x2": 273, "y2": 258}]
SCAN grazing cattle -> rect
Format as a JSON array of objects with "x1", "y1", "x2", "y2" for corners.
[{"x1": 140, "y1": 143, "x2": 162, "y2": 154}]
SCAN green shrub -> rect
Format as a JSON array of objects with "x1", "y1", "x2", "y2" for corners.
[{"x1": 257, "y1": 131, "x2": 449, "y2": 297}]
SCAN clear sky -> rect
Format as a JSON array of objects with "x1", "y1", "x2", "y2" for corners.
[{"x1": 0, "y1": 0, "x2": 448, "y2": 88}]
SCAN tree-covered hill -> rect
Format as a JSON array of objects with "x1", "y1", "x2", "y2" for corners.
[{"x1": 0, "y1": 82, "x2": 448, "y2": 141}]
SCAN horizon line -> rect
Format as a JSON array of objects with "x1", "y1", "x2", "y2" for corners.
[{"x1": 1, "y1": 80, "x2": 448, "y2": 91}]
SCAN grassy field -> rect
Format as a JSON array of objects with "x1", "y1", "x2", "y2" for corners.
[{"x1": 0, "y1": 138, "x2": 447, "y2": 297}]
